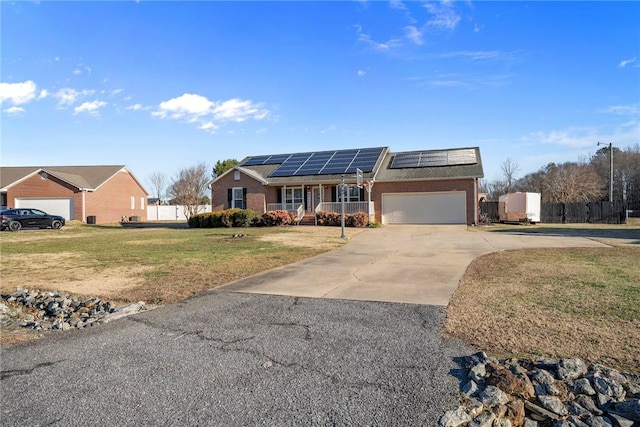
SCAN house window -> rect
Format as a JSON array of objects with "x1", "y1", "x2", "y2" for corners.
[
  {"x1": 234, "y1": 171, "x2": 241, "y2": 181},
  {"x1": 232, "y1": 187, "x2": 245, "y2": 209},
  {"x1": 140, "y1": 197, "x2": 145, "y2": 210},
  {"x1": 284, "y1": 188, "x2": 303, "y2": 207},
  {"x1": 336, "y1": 185, "x2": 361, "y2": 202},
  {"x1": 131, "y1": 196, "x2": 135, "y2": 210}
]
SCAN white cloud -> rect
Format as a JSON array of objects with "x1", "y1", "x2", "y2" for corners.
[
  {"x1": 73, "y1": 69, "x2": 82, "y2": 75},
  {"x1": 74, "y1": 100, "x2": 107, "y2": 116},
  {"x1": 522, "y1": 127, "x2": 600, "y2": 148},
  {"x1": 321, "y1": 125, "x2": 337, "y2": 134},
  {"x1": 0, "y1": 80, "x2": 38, "y2": 105},
  {"x1": 110, "y1": 88, "x2": 123, "y2": 95},
  {"x1": 54, "y1": 88, "x2": 79, "y2": 105},
  {"x1": 404, "y1": 26, "x2": 424, "y2": 45},
  {"x1": 213, "y1": 98, "x2": 268, "y2": 122},
  {"x1": 474, "y1": 24, "x2": 482, "y2": 33},
  {"x1": 424, "y1": 1, "x2": 461, "y2": 30},
  {"x1": 521, "y1": 118, "x2": 640, "y2": 151},
  {"x1": 199, "y1": 121, "x2": 219, "y2": 134},
  {"x1": 256, "y1": 128, "x2": 268, "y2": 134},
  {"x1": 4, "y1": 106, "x2": 26, "y2": 115},
  {"x1": 430, "y1": 79, "x2": 465, "y2": 87},
  {"x1": 357, "y1": 69, "x2": 366, "y2": 77},
  {"x1": 126, "y1": 103, "x2": 144, "y2": 111},
  {"x1": 389, "y1": 0, "x2": 407, "y2": 11},
  {"x1": 38, "y1": 89, "x2": 48, "y2": 99},
  {"x1": 441, "y1": 51, "x2": 502, "y2": 60},
  {"x1": 154, "y1": 93, "x2": 214, "y2": 119},
  {"x1": 358, "y1": 32, "x2": 402, "y2": 51},
  {"x1": 618, "y1": 57, "x2": 637, "y2": 68},
  {"x1": 153, "y1": 93, "x2": 269, "y2": 133},
  {"x1": 601, "y1": 104, "x2": 639, "y2": 116}
]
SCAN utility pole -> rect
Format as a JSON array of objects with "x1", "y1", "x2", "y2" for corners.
[{"x1": 598, "y1": 142, "x2": 614, "y2": 201}]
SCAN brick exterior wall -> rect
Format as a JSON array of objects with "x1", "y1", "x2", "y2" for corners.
[
  {"x1": 212, "y1": 170, "x2": 275, "y2": 213},
  {"x1": 371, "y1": 179, "x2": 477, "y2": 225},
  {"x1": 7, "y1": 173, "x2": 84, "y2": 220},
  {"x1": 212, "y1": 170, "x2": 477, "y2": 224},
  {"x1": 6, "y1": 169, "x2": 147, "y2": 224},
  {"x1": 85, "y1": 170, "x2": 147, "y2": 224}
]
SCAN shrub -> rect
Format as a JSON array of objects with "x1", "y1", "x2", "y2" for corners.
[
  {"x1": 260, "y1": 210, "x2": 296, "y2": 226},
  {"x1": 187, "y1": 209, "x2": 259, "y2": 228},
  {"x1": 367, "y1": 221, "x2": 382, "y2": 228},
  {"x1": 352, "y1": 212, "x2": 369, "y2": 228},
  {"x1": 315, "y1": 211, "x2": 369, "y2": 227},
  {"x1": 232, "y1": 209, "x2": 259, "y2": 227}
]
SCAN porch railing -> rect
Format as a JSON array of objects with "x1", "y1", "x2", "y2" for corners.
[
  {"x1": 315, "y1": 202, "x2": 373, "y2": 216},
  {"x1": 266, "y1": 203, "x2": 300, "y2": 211},
  {"x1": 296, "y1": 204, "x2": 305, "y2": 225}
]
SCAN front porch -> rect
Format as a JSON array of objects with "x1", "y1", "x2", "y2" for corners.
[{"x1": 266, "y1": 183, "x2": 375, "y2": 225}]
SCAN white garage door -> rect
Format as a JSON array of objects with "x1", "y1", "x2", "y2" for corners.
[
  {"x1": 15, "y1": 198, "x2": 74, "y2": 220},
  {"x1": 382, "y1": 192, "x2": 466, "y2": 224}
]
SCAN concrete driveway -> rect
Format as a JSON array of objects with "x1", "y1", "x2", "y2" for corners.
[{"x1": 223, "y1": 225, "x2": 608, "y2": 305}]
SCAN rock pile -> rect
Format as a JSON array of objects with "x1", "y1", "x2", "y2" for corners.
[
  {"x1": 439, "y1": 352, "x2": 640, "y2": 427},
  {"x1": 1, "y1": 288, "x2": 146, "y2": 331}
]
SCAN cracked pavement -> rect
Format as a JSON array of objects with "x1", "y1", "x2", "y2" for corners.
[{"x1": 1, "y1": 291, "x2": 472, "y2": 426}]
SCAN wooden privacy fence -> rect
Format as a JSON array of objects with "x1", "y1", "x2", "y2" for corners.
[{"x1": 479, "y1": 201, "x2": 626, "y2": 224}]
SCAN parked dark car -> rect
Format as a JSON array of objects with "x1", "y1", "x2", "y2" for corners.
[{"x1": 0, "y1": 208, "x2": 66, "y2": 231}]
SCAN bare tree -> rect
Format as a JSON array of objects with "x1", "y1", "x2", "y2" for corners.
[
  {"x1": 542, "y1": 162, "x2": 604, "y2": 203},
  {"x1": 480, "y1": 179, "x2": 509, "y2": 201},
  {"x1": 147, "y1": 171, "x2": 168, "y2": 203},
  {"x1": 167, "y1": 163, "x2": 209, "y2": 220},
  {"x1": 500, "y1": 158, "x2": 520, "y2": 193}
]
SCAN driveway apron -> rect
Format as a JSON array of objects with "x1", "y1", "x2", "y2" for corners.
[{"x1": 223, "y1": 225, "x2": 607, "y2": 305}]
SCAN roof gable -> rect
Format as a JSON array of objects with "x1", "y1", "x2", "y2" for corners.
[{"x1": 0, "y1": 165, "x2": 147, "y2": 193}]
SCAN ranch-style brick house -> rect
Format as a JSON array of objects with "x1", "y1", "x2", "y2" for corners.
[
  {"x1": 0, "y1": 165, "x2": 148, "y2": 224},
  {"x1": 209, "y1": 146, "x2": 484, "y2": 225}
]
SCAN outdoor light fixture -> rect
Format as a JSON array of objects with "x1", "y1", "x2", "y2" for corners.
[{"x1": 597, "y1": 142, "x2": 614, "y2": 202}]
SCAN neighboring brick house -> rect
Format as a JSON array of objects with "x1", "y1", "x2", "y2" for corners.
[
  {"x1": 0, "y1": 166, "x2": 148, "y2": 224},
  {"x1": 209, "y1": 147, "x2": 484, "y2": 225}
]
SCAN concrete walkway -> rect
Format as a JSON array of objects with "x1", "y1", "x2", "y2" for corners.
[{"x1": 223, "y1": 225, "x2": 607, "y2": 305}]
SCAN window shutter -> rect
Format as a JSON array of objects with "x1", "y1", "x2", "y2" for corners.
[
  {"x1": 331, "y1": 186, "x2": 337, "y2": 202},
  {"x1": 242, "y1": 188, "x2": 247, "y2": 209},
  {"x1": 227, "y1": 189, "x2": 232, "y2": 209},
  {"x1": 277, "y1": 189, "x2": 282, "y2": 204}
]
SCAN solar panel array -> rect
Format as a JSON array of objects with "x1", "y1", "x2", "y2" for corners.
[
  {"x1": 242, "y1": 147, "x2": 385, "y2": 177},
  {"x1": 390, "y1": 148, "x2": 477, "y2": 169}
]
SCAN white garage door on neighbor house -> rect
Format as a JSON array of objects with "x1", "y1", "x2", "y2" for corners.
[
  {"x1": 381, "y1": 192, "x2": 466, "y2": 224},
  {"x1": 14, "y1": 198, "x2": 74, "y2": 220}
]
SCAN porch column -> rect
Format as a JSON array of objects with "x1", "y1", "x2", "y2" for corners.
[{"x1": 282, "y1": 186, "x2": 286, "y2": 210}]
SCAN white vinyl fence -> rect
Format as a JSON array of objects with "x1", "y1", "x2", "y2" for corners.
[{"x1": 147, "y1": 205, "x2": 212, "y2": 221}]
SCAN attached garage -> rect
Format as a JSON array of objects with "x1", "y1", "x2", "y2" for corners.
[
  {"x1": 381, "y1": 192, "x2": 466, "y2": 224},
  {"x1": 15, "y1": 198, "x2": 74, "y2": 220}
]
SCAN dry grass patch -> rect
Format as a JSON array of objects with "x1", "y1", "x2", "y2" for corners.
[
  {"x1": 444, "y1": 246, "x2": 640, "y2": 372},
  {"x1": 0, "y1": 225, "x2": 359, "y2": 307}
]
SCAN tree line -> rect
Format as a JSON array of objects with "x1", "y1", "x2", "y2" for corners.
[{"x1": 480, "y1": 144, "x2": 640, "y2": 210}]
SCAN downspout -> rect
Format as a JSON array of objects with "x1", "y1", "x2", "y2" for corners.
[
  {"x1": 82, "y1": 190, "x2": 86, "y2": 223},
  {"x1": 473, "y1": 178, "x2": 478, "y2": 225}
]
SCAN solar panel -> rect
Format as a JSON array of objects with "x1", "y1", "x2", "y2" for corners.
[
  {"x1": 266, "y1": 147, "x2": 385, "y2": 177},
  {"x1": 390, "y1": 149, "x2": 477, "y2": 169},
  {"x1": 242, "y1": 153, "x2": 292, "y2": 166}
]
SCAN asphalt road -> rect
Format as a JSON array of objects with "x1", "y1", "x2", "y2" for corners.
[{"x1": 1, "y1": 291, "x2": 472, "y2": 426}]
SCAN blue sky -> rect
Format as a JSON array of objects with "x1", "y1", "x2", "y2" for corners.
[{"x1": 1, "y1": 1, "x2": 639, "y2": 186}]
